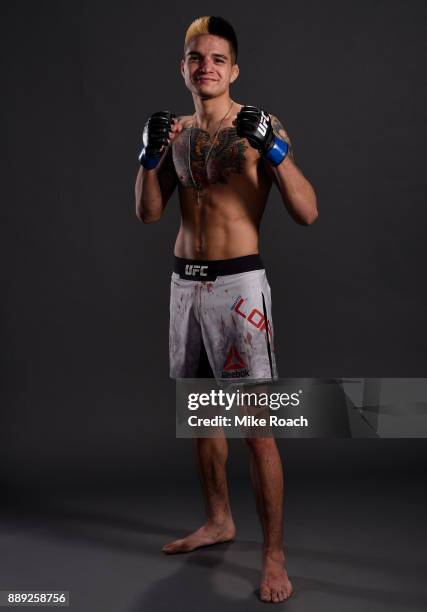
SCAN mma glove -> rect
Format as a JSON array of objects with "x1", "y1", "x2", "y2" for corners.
[
  {"x1": 138, "y1": 111, "x2": 176, "y2": 169},
  {"x1": 235, "y1": 105, "x2": 288, "y2": 166}
]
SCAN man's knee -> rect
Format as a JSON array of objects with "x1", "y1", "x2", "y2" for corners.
[
  {"x1": 195, "y1": 436, "x2": 228, "y2": 453},
  {"x1": 244, "y1": 436, "x2": 277, "y2": 454}
]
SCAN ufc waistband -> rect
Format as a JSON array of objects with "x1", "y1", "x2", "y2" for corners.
[{"x1": 174, "y1": 254, "x2": 264, "y2": 281}]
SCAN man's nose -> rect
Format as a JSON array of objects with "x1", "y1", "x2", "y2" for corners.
[{"x1": 199, "y1": 57, "x2": 214, "y2": 71}]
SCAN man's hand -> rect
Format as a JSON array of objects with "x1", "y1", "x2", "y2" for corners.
[
  {"x1": 138, "y1": 111, "x2": 182, "y2": 169},
  {"x1": 234, "y1": 105, "x2": 288, "y2": 167}
]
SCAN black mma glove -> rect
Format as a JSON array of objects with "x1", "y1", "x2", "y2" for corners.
[
  {"x1": 235, "y1": 105, "x2": 288, "y2": 166},
  {"x1": 138, "y1": 111, "x2": 176, "y2": 169}
]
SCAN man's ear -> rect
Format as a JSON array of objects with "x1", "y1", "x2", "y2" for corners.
[
  {"x1": 180, "y1": 58, "x2": 185, "y2": 79},
  {"x1": 230, "y1": 63, "x2": 239, "y2": 84}
]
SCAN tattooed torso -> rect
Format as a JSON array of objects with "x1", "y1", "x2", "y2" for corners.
[
  {"x1": 173, "y1": 126, "x2": 249, "y2": 189},
  {"x1": 157, "y1": 107, "x2": 293, "y2": 259}
]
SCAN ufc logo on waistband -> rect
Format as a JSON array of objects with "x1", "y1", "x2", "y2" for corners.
[
  {"x1": 185, "y1": 264, "x2": 208, "y2": 276},
  {"x1": 257, "y1": 111, "x2": 269, "y2": 137}
]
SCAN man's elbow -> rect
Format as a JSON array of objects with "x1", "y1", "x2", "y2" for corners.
[
  {"x1": 135, "y1": 197, "x2": 163, "y2": 223},
  {"x1": 301, "y1": 195, "x2": 318, "y2": 225},
  {"x1": 302, "y1": 207, "x2": 318, "y2": 225},
  {"x1": 136, "y1": 209, "x2": 162, "y2": 224}
]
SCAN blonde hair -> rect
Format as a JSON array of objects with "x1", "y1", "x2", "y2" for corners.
[{"x1": 184, "y1": 16, "x2": 210, "y2": 48}]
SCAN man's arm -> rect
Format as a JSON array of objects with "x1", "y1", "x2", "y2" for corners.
[
  {"x1": 135, "y1": 145, "x2": 178, "y2": 223},
  {"x1": 264, "y1": 115, "x2": 318, "y2": 225}
]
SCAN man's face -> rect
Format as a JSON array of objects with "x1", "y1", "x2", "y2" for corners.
[{"x1": 181, "y1": 34, "x2": 239, "y2": 99}]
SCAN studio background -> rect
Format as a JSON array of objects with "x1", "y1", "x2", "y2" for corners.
[{"x1": 1, "y1": 0, "x2": 427, "y2": 490}]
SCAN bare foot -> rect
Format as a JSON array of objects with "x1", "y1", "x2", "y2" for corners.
[
  {"x1": 162, "y1": 519, "x2": 236, "y2": 554},
  {"x1": 259, "y1": 551, "x2": 293, "y2": 603}
]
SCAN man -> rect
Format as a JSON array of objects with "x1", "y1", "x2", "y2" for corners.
[{"x1": 135, "y1": 15, "x2": 318, "y2": 604}]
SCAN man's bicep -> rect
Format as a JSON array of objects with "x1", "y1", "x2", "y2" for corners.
[{"x1": 157, "y1": 146, "x2": 178, "y2": 205}]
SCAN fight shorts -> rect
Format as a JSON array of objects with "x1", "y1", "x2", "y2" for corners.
[{"x1": 169, "y1": 254, "x2": 278, "y2": 381}]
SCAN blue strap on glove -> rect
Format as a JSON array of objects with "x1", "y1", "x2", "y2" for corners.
[
  {"x1": 138, "y1": 149, "x2": 161, "y2": 170},
  {"x1": 265, "y1": 136, "x2": 288, "y2": 166}
]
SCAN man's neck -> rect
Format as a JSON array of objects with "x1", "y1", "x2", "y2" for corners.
[{"x1": 192, "y1": 93, "x2": 234, "y2": 130}]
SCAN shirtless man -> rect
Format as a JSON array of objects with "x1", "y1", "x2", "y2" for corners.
[{"x1": 135, "y1": 16, "x2": 318, "y2": 604}]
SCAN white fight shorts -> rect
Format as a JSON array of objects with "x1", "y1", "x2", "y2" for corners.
[{"x1": 169, "y1": 254, "x2": 278, "y2": 381}]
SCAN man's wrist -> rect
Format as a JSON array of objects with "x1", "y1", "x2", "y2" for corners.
[
  {"x1": 138, "y1": 147, "x2": 162, "y2": 170},
  {"x1": 263, "y1": 136, "x2": 288, "y2": 167}
]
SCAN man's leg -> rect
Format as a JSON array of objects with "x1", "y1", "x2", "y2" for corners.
[
  {"x1": 245, "y1": 436, "x2": 293, "y2": 603},
  {"x1": 168, "y1": 283, "x2": 236, "y2": 555},
  {"x1": 162, "y1": 434, "x2": 236, "y2": 554}
]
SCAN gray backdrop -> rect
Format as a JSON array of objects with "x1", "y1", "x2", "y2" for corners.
[{"x1": 1, "y1": 0, "x2": 427, "y2": 489}]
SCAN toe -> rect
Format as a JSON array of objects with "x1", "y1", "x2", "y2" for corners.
[
  {"x1": 260, "y1": 587, "x2": 271, "y2": 602},
  {"x1": 272, "y1": 591, "x2": 280, "y2": 603}
]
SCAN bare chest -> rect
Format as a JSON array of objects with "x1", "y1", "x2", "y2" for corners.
[{"x1": 172, "y1": 127, "x2": 257, "y2": 189}]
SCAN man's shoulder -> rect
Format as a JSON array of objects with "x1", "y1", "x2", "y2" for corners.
[{"x1": 176, "y1": 115, "x2": 193, "y2": 129}]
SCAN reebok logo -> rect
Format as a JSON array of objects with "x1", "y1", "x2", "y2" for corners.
[{"x1": 221, "y1": 345, "x2": 249, "y2": 378}]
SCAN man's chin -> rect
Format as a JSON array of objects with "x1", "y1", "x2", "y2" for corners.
[
  {"x1": 198, "y1": 93, "x2": 221, "y2": 101},
  {"x1": 195, "y1": 85, "x2": 216, "y2": 94},
  {"x1": 190, "y1": 86, "x2": 224, "y2": 100}
]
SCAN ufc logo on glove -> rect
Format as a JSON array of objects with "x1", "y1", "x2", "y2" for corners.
[{"x1": 257, "y1": 111, "x2": 270, "y2": 137}]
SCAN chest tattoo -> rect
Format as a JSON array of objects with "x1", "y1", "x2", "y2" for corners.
[{"x1": 173, "y1": 127, "x2": 249, "y2": 189}]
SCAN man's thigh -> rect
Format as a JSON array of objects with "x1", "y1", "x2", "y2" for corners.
[
  {"x1": 169, "y1": 272, "x2": 204, "y2": 378},
  {"x1": 200, "y1": 269, "x2": 278, "y2": 382}
]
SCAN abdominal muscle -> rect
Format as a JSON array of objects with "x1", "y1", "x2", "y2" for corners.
[{"x1": 174, "y1": 184, "x2": 268, "y2": 260}]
